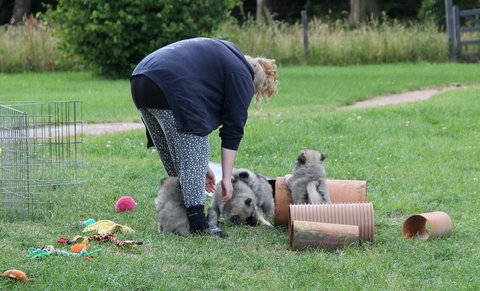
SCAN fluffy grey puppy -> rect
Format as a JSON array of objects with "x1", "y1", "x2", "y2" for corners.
[
  {"x1": 207, "y1": 175, "x2": 273, "y2": 228},
  {"x1": 154, "y1": 176, "x2": 190, "y2": 235},
  {"x1": 285, "y1": 149, "x2": 331, "y2": 204},
  {"x1": 233, "y1": 168, "x2": 274, "y2": 217}
]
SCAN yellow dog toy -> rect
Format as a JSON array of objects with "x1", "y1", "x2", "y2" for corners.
[{"x1": 82, "y1": 220, "x2": 135, "y2": 234}]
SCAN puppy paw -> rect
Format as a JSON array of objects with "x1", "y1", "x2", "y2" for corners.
[
  {"x1": 262, "y1": 222, "x2": 274, "y2": 228},
  {"x1": 258, "y1": 217, "x2": 274, "y2": 228}
]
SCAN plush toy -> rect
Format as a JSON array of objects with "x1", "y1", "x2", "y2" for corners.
[
  {"x1": 67, "y1": 235, "x2": 90, "y2": 245},
  {"x1": 115, "y1": 196, "x2": 137, "y2": 212},
  {"x1": 82, "y1": 220, "x2": 135, "y2": 234},
  {"x1": 70, "y1": 243, "x2": 88, "y2": 253},
  {"x1": 82, "y1": 218, "x2": 96, "y2": 226},
  {"x1": 1, "y1": 269, "x2": 32, "y2": 282}
]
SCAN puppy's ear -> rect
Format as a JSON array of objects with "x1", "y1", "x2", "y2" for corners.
[
  {"x1": 239, "y1": 171, "x2": 249, "y2": 179},
  {"x1": 244, "y1": 198, "x2": 252, "y2": 206},
  {"x1": 297, "y1": 152, "x2": 306, "y2": 164},
  {"x1": 320, "y1": 153, "x2": 326, "y2": 161},
  {"x1": 160, "y1": 177, "x2": 168, "y2": 185}
]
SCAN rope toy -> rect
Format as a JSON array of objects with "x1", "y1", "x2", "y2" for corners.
[
  {"x1": 28, "y1": 245, "x2": 102, "y2": 259},
  {"x1": 60, "y1": 233, "x2": 143, "y2": 248},
  {"x1": 86, "y1": 233, "x2": 143, "y2": 248}
]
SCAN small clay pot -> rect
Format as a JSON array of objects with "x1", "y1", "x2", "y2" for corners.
[
  {"x1": 402, "y1": 211, "x2": 453, "y2": 240},
  {"x1": 290, "y1": 221, "x2": 359, "y2": 251}
]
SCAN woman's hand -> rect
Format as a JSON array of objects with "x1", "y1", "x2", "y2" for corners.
[
  {"x1": 221, "y1": 147, "x2": 237, "y2": 201},
  {"x1": 221, "y1": 178, "x2": 233, "y2": 201},
  {"x1": 205, "y1": 166, "x2": 216, "y2": 193}
]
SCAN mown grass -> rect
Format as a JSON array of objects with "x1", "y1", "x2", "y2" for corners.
[
  {"x1": 1, "y1": 66, "x2": 479, "y2": 289},
  {"x1": 1, "y1": 63, "x2": 480, "y2": 123}
]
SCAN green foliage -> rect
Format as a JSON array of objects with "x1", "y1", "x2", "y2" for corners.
[
  {"x1": 305, "y1": 0, "x2": 350, "y2": 20},
  {"x1": 1, "y1": 9, "x2": 475, "y2": 74},
  {"x1": 45, "y1": 0, "x2": 239, "y2": 79},
  {"x1": 418, "y1": 0, "x2": 480, "y2": 25}
]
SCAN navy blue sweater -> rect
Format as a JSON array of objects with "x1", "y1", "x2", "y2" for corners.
[{"x1": 131, "y1": 37, "x2": 254, "y2": 151}]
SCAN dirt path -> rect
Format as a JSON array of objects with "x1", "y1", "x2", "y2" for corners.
[
  {"x1": 83, "y1": 122, "x2": 144, "y2": 135},
  {"x1": 344, "y1": 85, "x2": 461, "y2": 109},
  {"x1": 83, "y1": 85, "x2": 461, "y2": 135}
]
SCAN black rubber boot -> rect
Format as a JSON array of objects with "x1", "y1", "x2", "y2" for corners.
[{"x1": 187, "y1": 205, "x2": 227, "y2": 238}]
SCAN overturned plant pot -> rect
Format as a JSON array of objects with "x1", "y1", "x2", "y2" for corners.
[
  {"x1": 290, "y1": 220, "x2": 359, "y2": 251},
  {"x1": 274, "y1": 176, "x2": 368, "y2": 226},
  {"x1": 402, "y1": 211, "x2": 453, "y2": 240}
]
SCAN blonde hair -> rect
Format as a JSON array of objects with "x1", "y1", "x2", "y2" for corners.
[{"x1": 245, "y1": 56, "x2": 279, "y2": 110}]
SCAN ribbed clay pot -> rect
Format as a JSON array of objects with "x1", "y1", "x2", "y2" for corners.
[
  {"x1": 288, "y1": 203, "x2": 375, "y2": 242},
  {"x1": 274, "y1": 176, "x2": 368, "y2": 226},
  {"x1": 402, "y1": 211, "x2": 453, "y2": 240},
  {"x1": 290, "y1": 220, "x2": 359, "y2": 251}
]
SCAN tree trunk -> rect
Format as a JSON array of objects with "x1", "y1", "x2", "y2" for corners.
[
  {"x1": 256, "y1": 0, "x2": 270, "y2": 25},
  {"x1": 10, "y1": 0, "x2": 32, "y2": 25},
  {"x1": 349, "y1": 0, "x2": 380, "y2": 24}
]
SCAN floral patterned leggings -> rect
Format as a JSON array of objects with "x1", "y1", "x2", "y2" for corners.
[{"x1": 139, "y1": 108, "x2": 210, "y2": 208}]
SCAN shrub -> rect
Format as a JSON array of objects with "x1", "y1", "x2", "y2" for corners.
[{"x1": 45, "y1": 0, "x2": 239, "y2": 79}]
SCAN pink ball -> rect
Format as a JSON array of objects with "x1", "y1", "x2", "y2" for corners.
[{"x1": 115, "y1": 196, "x2": 137, "y2": 212}]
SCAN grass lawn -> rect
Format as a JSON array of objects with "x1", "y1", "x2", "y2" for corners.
[
  {"x1": 1, "y1": 62, "x2": 479, "y2": 121},
  {"x1": 1, "y1": 63, "x2": 479, "y2": 289}
]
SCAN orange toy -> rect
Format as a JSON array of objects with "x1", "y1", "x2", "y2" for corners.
[
  {"x1": 70, "y1": 243, "x2": 88, "y2": 253},
  {"x1": 1, "y1": 269, "x2": 32, "y2": 282}
]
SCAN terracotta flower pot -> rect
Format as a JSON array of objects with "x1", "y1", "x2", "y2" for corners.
[
  {"x1": 402, "y1": 211, "x2": 453, "y2": 240},
  {"x1": 273, "y1": 176, "x2": 368, "y2": 226},
  {"x1": 328, "y1": 179, "x2": 367, "y2": 203},
  {"x1": 274, "y1": 177, "x2": 293, "y2": 226},
  {"x1": 290, "y1": 220, "x2": 359, "y2": 251}
]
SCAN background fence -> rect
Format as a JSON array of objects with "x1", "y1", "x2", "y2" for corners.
[{"x1": 445, "y1": 0, "x2": 480, "y2": 61}]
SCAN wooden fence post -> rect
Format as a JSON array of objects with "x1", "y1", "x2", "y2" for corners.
[
  {"x1": 445, "y1": 0, "x2": 456, "y2": 61},
  {"x1": 301, "y1": 10, "x2": 309, "y2": 59},
  {"x1": 454, "y1": 6, "x2": 462, "y2": 57}
]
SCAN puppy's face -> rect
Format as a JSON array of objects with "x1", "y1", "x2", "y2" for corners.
[
  {"x1": 226, "y1": 197, "x2": 258, "y2": 226},
  {"x1": 297, "y1": 149, "x2": 326, "y2": 168}
]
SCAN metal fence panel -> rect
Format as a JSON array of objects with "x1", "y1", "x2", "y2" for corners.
[{"x1": 0, "y1": 101, "x2": 83, "y2": 220}]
